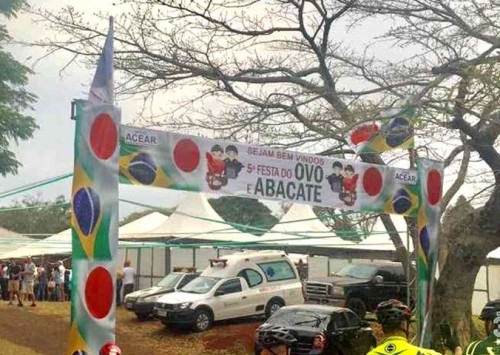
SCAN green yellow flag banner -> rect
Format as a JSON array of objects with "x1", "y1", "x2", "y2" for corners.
[
  {"x1": 69, "y1": 103, "x2": 121, "y2": 355},
  {"x1": 347, "y1": 104, "x2": 416, "y2": 154},
  {"x1": 417, "y1": 158, "x2": 444, "y2": 347},
  {"x1": 119, "y1": 125, "x2": 421, "y2": 217}
]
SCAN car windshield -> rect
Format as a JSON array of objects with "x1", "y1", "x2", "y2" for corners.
[
  {"x1": 181, "y1": 276, "x2": 220, "y2": 294},
  {"x1": 334, "y1": 264, "x2": 377, "y2": 279},
  {"x1": 156, "y1": 273, "x2": 183, "y2": 288},
  {"x1": 269, "y1": 309, "x2": 330, "y2": 329}
]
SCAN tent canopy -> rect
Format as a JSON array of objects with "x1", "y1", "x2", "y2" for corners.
[
  {"x1": 0, "y1": 227, "x2": 34, "y2": 257},
  {"x1": 488, "y1": 247, "x2": 500, "y2": 259},
  {"x1": 258, "y1": 204, "x2": 408, "y2": 251},
  {"x1": 118, "y1": 211, "x2": 169, "y2": 239},
  {"x1": 0, "y1": 228, "x2": 72, "y2": 259},
  {"x1": 0, "y1": 212, "x2": 170, "y2": 259},
  {"x1": 257, "y1": 203, "x2": 336, "y2": 242},
  {"x1": 129, "y1": 193, "x2": 259, "y2": 243}
]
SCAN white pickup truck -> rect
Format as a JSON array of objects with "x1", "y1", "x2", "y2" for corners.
[{"x1": 153, "y1": 250, "x2": 304, "y2": 331}]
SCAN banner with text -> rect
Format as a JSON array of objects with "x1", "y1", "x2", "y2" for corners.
[{"x1": 119, "y1": 126, "x2": 421, "y2": 217}]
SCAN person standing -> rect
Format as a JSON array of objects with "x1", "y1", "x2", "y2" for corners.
[
  {"x1": 36, "y1": 265, "x2": 47, "y2": 301},
  {"x1": 1, "y1": 262, "x2": 8, "y2": 300},
  {"x1": 58, "y1": 260, "x2": 66, "y2": 301},
  {"x1": 122, "y1": 260, "x2": 135, "y2": 301},
  {"x1": 53, "y1": 266, "x2": 62, "y2": 301},
  {"x1": 0, "y1": 262, "x2": 3, "y2": 299},
  {"x1": 8, "y1": 259, "x2": 23, "y2": 306},
  {"x1": 116, "y1": 267, "x2": 124, "y2": 306},
  {"x1": 21, "y1": 256, "x2": 36, "y2": 307},
  {"x1": 64, "y1": 268, "x2": 72, "y2": 301}
]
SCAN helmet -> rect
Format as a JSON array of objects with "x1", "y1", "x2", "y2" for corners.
[
  {"x1": 480, "y1": 299, "x2": 500, "y2": 321},
  {"x1": 375, "y1": 299, "x2": 412, "y2": 325},
  {"x1": 99, "y1": 343, "x2": 122, "y2": 355}
]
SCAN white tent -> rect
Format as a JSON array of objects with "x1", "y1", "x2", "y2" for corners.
[
  {"x1": 0, "y1": 212, "x2": 170, "y2": 259},
  {"x1": 257, "y1": 203, "x2": 336, "y2": 242},
  {"x1": 0, "y1": 227, "x2": 34, "y2": 257},
  {"x1": 258, "y1": 203, "x2": 408, "y2": 252},
  {"x1": 118, "y1": 211, "x2": 168, "y2": 239},
  {"x1": 0, "y1": 228, "x2": 72, "y2": 259},
  {"x1": 132, "y1": 193, "x2": 259, "y2": 243},
  {"x1": 487, "y1": 246, "x2": 500, "y2": 259},
  {"x1": 284, "y1": 216, "x2": 412, "y2": 252}
]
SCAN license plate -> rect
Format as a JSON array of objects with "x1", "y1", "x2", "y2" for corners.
[
  {"x1": 126, "y1": 302, "x2": 133, "y2": 308},
  {"x1": 262, "y1": 346, "x2": 290, "y2": 355},
  {"x1": 157, "y1": 309, "x2": 167, "y2": 317}
]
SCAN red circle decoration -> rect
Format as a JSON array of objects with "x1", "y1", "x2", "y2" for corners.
[
  {"x1": 173, "y1": 138, "x2": 200, "y2": 173},
  {"x1": 90, "y1": 113, "x2": 118, "y2": 160},
  {"x1": 85, "y1": 266, "x2": 113, "y2": 319},
  {"x1": 350, "y1": 123, "x2": 379, "y2": 145},
  {"x1": 427, "y1": 169, "x2": 442, "y2": 206},
  {"x1": 99, "y1": 343, "x2": 122, "y2": 355},
  {"x1": 362, "y1": 167, "x2": 383, "y2": 196}
]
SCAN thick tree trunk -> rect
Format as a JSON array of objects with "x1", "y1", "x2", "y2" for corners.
[{"x1": 431, "y1": 197, "x2": 498, "y2": 349}]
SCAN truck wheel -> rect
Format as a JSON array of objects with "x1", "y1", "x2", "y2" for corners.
[
  {"x1": 135, "y1": 313, "x2": 149, "y2": 321},
  {"x1": 192, "y1": 308, "x2": 213, "y2": 332},
  {"x1": 346, "y1": 297, "x2": 367, "y2": 319},
  {"x1": 265, "y1": 298, "x2": 284, "y2": 318}
]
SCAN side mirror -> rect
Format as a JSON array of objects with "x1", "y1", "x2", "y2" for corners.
[
  {"x1": 215, "y1": 289, "x2": 226, "y2": 296},
  {"x1": 373, "y1": 275, "x2": 384, "y2": 284},
  {"x1": 334, "y1": 330, "x2": 346, "y2": 339}
]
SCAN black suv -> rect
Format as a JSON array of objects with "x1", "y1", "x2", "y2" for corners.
[
  {"x1": 304, "y1": 261, "x2": 410, "y2": 319},
  {"x1": 124, "y1": 270, "x2": 200, "y2": 320},
  {"x1": 254, "y1": 305, "x2": 376, "y2": 355}
]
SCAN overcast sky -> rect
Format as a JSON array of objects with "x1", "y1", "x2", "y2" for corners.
[
  {"x1": 0, "y1": 0, "x2": 192, "y2": 220},
  {"x1": 0, "y1": 0, "x2": 480, "y2": 233}
]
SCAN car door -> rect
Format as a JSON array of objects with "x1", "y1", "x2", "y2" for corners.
[
  {"x1": 344, "y1": 310, "x2": 373, "y2": 354},
  {"x1": 332, "y1": 312, "x2": 357, "y2": 355},
  {"x1": 331, "y1": 310, "x2": 371, "y2": 355},
  {"x1": 211, "y1": 278, "x2": 246, "y2": 320},
  {"x1": 237, "y1": 268, "x2": 265, "y2": 316}
]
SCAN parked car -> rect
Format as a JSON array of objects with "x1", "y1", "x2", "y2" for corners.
[
  {"x1": 154, "y1": 250, "x2": 304, "y2": 332},
  {"x1": 124, "y1": 268, "x2": 200, "y2": 320},
  {"x1": 254, "y1": 304, "x2": 376, "y2": 355},
  {"x1": 304, "y1": 261, "x2": 410, "y2": 319}
]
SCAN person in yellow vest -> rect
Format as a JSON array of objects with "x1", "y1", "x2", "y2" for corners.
[{"x1": 367, "y1": 299, "x2": 443, "y2": 355}]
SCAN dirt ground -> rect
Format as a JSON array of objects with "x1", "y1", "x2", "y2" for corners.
[
  {"x1": 0, "y1": 301, "x2": 258, "y2": 355},
  {"x1": 0, "y1": 300, "x2": 442, "y2": 355}
]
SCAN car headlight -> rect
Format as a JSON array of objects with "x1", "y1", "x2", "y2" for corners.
[
  {"x1": 138, "y1": 295, "x2": 162, "y2": 303},
  {"x1": 175, "y1": 302, "x2": 192, "y2": 310},
  {"x1": 332, "y1": 286, "x2": 344, "y2": 295}
]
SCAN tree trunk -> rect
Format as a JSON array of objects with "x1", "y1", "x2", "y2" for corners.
[{"x1": 431, "y1": 197, "x2": 498, "y2": 349}]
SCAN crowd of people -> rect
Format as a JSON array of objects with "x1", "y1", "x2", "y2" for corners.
[
  {"x1": 0, "y1": 257, "x2": 136, "y2": 307},
  {"x1": 0, "y1": 257, "x2": 71, "y2": 306}
]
